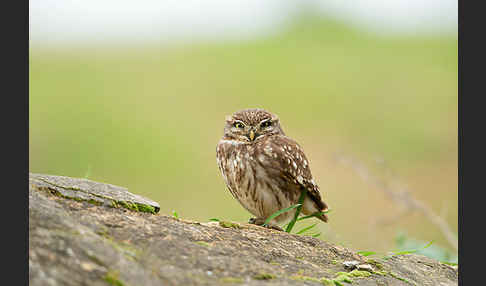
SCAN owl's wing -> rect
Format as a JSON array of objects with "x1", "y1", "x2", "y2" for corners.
[{"x1": 259, "y1": 135, "x2": 329, "y2": 220}]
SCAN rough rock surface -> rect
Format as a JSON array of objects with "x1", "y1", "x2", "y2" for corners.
[{"x1": 29, "y1": 173, "x2": 458, "y2": 286}]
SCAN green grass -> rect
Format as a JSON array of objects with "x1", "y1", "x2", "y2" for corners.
[
  {"x1": 261, "y1": 189, "x2": 329, "y2": 236},
  {"x1": 393, "y1": 232, "x2": 457, "y2": 264},
  {"x1": 384, "y1": 241, "x2": 434, "y2": 259},
  {"x1": 84, "y1": 165, "x2": 92, "y2": 179},
  {"x1": 284, "y1": 190, "x2": 307, "y2": 232},
  {"x1": 356, "y1": 251, "x2": 377, "y2": 257},
  {"x1": 103, "y1": 270, "x2": 125, "y2": 286},
  {"x1": 29, "y1": 16, "x2": 457, "y2": 255},
  {"x1": 357, "y1": 232, "x2": 457, "y2": 265},
  {"x1": 262, "y1": 188, "x2": 331, "y2": 235},
  {"x1": 296, "y1": 223, "x2": 318, "y2": 235},
  {"x1": 263, "y1": 203, "x2": 302, "y2": 228}
]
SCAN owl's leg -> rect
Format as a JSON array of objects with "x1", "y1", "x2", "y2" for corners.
[{"x1": 248, "y1": 217, "x2": 283, "y2": 231}]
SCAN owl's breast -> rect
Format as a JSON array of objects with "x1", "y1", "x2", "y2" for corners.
[
  {"x1": 216, "y1": 140, "x2": 261, "y2": 206},
  {"x1": 216, "y1": 139, "x2": 254, "y2": 191},
  {"x1": 216, "y1": 139, "x2": 293, "y2": 221}
]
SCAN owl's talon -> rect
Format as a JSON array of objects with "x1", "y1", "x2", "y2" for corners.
[
  {"x1": 248, "y1": 217, "x2": 265, "y2": 225},
  {"x1": 249, "y1": 217, "x2": 283, "y2": 231},
  {"x1": 264, "y1": 224, "x2": 284, "y2": 231}
]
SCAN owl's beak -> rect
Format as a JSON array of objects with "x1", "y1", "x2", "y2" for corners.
[{"x1": 248, "y1": 130, "x2": 256, "y2": 141}]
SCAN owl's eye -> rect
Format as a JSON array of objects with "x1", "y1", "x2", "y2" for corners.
[
  {"x1": 233, "y1": 122, "x2": 244, "y2": 129},
  {"x1": 260, "y1": 120, "x2": 272, "y2": 128}
]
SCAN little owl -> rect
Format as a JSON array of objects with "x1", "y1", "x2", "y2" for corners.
[{"x1": 216, "y1": 108, "x2": 329, "y2": 230}]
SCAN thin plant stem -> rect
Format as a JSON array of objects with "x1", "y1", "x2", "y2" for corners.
[
  {"x1": 263, "y1": 203, "x2": 302, "y2": 226},
  {"x1": 296, "y1": 223, "x2": 317, "y2": 235},
  {"x1": 285, "y1": 189, "x2": 307, "y2": 233},
  {"x1": 297, "y1": 210, "x2": 331, "y2": 221}
]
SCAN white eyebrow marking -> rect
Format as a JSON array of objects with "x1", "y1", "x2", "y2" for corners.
[
  {"x1": 219, "y1": 139, "x2": 245, "y2": 145},
  {"x1": 259, "y1": 118, "x2": 272, "y2": 126},
  {"x1": 232, "y1": 120, "x2": 246, "y2": 127}
]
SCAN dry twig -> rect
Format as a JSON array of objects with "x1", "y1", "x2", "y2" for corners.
[{"x1": 332, "y1": 153, "x2": 458, "y2": 252}]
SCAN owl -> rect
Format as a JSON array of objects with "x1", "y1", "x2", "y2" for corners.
[{"x1": 216, "y1": 108, "x2": 329, "y2": 230}]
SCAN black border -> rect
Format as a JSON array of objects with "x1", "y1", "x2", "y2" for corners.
[
  {"x1": 458, "y1": 0, "x2": 482, "y2": 283},
  {"x1": 457, "y1": 0, "x2": 462, "y2": 279},
  {"x1": 4, "y1": 0, "x2": 29, "y2": 284}
]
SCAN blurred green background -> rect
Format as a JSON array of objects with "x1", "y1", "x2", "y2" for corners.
[{"x1": 30, "y1": 15, "x2": 457, "y2": 261}]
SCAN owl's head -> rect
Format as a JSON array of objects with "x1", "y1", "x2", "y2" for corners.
[{"x1": 222, "y1": 108, "x2": 285, "y2": 142}]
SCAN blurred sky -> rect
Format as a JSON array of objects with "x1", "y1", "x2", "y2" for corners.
[{"x1": 30, "y1": 0, "x2": 457, "y2": 46}]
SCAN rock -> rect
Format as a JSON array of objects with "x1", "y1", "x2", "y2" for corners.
[
  {"x1": 29, "y1": 173, "x2": 160, "y2": 214},
  {"x1": 357, "y1": 264, "x2": 374, "y2": 272},
  {"x1": 29, "y1": 173, "x2": 458, "y2": 286},
  {"x1": 342, "y1": 260, "x2": 360, "y2": 270}
]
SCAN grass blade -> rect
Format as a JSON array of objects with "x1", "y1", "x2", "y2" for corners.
[
  {"x1": 264, "y1": 203, "x2": 302, "y2": 226},
  {"x1": 440, "y1": 261, "x2": 458, "y2": 266},
  {"x1": 297, "y1": 209, "x2": 332, "y2": 221},
  {"x1": 385, "y1": 241, "x2": 434, "y2": 259},
  {"x1": 285, "y1": 189, "x2": 307, "y2": 233},
  {"x1": 209, "y1": 218, "x2": 220, "y2": 222},
  {"x1": 357, "y1": 251, "x2": 377, "y2": 257},
  {"x1": 84, "y1": 165, "x2": 92, "y2": 179},
  {"x1": 296, "y1": 223, "x2": 318, "y2": 235},
  {"x1": 311, "y1": 232, "x2": 321, "y2": 238}
]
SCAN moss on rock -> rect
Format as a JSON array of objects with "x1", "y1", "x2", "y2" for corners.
[
  {"x1": 253, "y1": 273, "x2": 276, "y2": 280},
  {"x1": 103, "y1": 270, "x2": 126, "y2": 286},
  {"x1": 219, "y1": 221, "x2": 242, "y2": 229}
]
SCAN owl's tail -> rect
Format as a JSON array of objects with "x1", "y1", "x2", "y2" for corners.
[
  {"x1": 313, "y1": 200, "x2": 329, "y2": 223},
  {"x1": 303, "y1": 196, "x2": 329, "y2": 223},
  {"x1": 316, "y1": 210, "x2": 329, "y2": 223}
]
